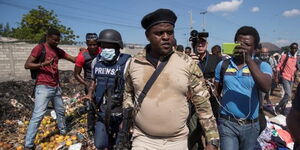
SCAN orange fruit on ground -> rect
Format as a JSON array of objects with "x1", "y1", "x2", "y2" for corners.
[
  {"x1": 48, "y1": 143, "x2": 55, "y2": 148},
  {"x1": 16, "y1": 145, "x2": 23, "y2": 150},
  {"x1": 24, "y1": 120, "x2": 29, "y2": 125},
  {"x1": 71, "y1": 135, "x2": 77, "y2": 140},
  {"x1": 41, "y1": 120, "x2": 47, "y2": 125},
  {"x1": 66, "y1": 140, "x2": 72, "y2": 146},
  {"x1": 79, "y1": 128, "x2": 85, "y2": 133},
  {"x1": 64, "y1": 135, "x2": 70, "y2": 140}
]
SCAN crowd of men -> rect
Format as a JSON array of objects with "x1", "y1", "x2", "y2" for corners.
[{"x1": 23, "y1": 8, "x2": 300, "y2": 150}]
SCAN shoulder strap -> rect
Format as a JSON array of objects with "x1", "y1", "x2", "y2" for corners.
[
  {"x1": 137, "y1": 57, "x2": 170, "y2": 105},
  {"x1": 254, "y1": 59, "x2": 262, "y2": 66},
  {"x1": 34, "y1": 43, "x2": 46, "y2": 63},
  {"x1": 117, "y1": 53, "x2": 131, "y2": 65},
  {"x1": 219, "y1": 59, "x2": 230, "y2": 85},
  {"x1": 31, "y1": 43, "x2": 46, "y2": 96},
  {"x1": 280, "y1": 52, "x2": 289, "y2": 73},
  {"x1": 40, "y1": 44, "x2": 46, "y2": 60}
]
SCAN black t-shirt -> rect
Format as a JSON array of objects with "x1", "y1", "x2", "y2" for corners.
[
  {"x1": 198, "y1": 52, "x2": 222, "y2": 79},
  {"x1": 292, "y1": 83, "x2": 300, "y2": 111}
]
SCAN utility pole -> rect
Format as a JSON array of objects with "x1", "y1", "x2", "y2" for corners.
[
  {"x1": 188, "y1": 10, "x2": 194, "y2": 47},
  {"x1": 200, "y1": 11, "x2": 207, "y2": 32},
  {"x1": 188, "y1": 10, "x2": 193, "y2": 31}
]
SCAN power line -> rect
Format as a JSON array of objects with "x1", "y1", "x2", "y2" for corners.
[
  {"x1": 0, "y1": 1, "x2": 142, "y2": 29},
  {"x1": 35, "y1": 0, "x2": 139, "y2": 25}
]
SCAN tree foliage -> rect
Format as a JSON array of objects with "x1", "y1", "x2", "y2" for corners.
[
  {"x1": 0, "y1": 23, "x2": 13, "y2": 37},
  {"x1": 0, "y1": 6, "x2": 78, "y2": 44}
]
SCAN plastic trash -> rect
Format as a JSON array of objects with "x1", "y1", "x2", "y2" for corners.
[
  {"x1": 68, "y1": 143, "x2": 82, "y2": 150},
  {"x1": 51, "y1": 110, "x2": 57, "y2": 119}
]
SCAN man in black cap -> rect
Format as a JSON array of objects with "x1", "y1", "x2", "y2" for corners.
[{"x1": 122, "y1": 8, "x2": 219, "y2": 150}]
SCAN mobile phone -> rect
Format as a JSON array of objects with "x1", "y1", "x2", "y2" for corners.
[{"x1": 222, "y1": 43, "x2": 240, "y2": 55}]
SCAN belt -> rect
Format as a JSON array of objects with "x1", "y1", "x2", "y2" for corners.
[{"x1": 220, "y1": 114, "x2": 258, "y2": 125}]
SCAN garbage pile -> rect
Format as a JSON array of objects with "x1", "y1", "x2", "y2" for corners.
[
  {"x1": 256, "y1": 115, "x2": 294, "y2": 150},
  {"x1": 0, "y1": 70, "x2": 95, "y2": 150}
]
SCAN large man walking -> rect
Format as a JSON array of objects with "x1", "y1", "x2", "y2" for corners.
[{"x1": 122, "y1": 9, "x2": 219, "y2": 150}]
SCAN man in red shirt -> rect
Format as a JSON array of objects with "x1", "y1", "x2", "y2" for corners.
[
  {"x1": 275, "y1": 43, "x2": 298, "y2": 114},
  {"x1": 74, "y1": 33, "x2": 101, "y2": 93},
  {"x1": 24, "y1": 28, "x2": 76, "y2": 149},
  {"x1": 74, "y1": 33, "x2": 101, "y2": 138}
]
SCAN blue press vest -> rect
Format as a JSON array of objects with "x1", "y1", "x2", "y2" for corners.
[{"x1": 93, "y1": 53, "x2": 131, "y2": 105}]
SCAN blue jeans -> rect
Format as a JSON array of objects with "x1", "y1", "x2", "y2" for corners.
[
  {"x1": 277, "y1": 79, "x2": 293, "y2": 111},
  {"x1": 25, "y1": 85, "x2": 66, "y2": 148},
  {"x1": 218, "y1": 118, "x2": 260, "y2": 150}
]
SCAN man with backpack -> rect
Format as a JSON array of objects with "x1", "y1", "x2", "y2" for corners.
[
  {"x1": 122, "y1": 8, "x2": 219, "y2": 150},
  {"x1": 214, "y1": 26, "x2": 272, "y2": 150},
  {"x1": 85, "y1": 29, "x2": 131, "y2": 149},
  {"x1": 275, "y1": 43, "x2": 298, "y2": 115},
  {"x1": 74, "y1": 33, "x2": 101, "y2": 138},
  {"x1": 24, "y1": 28, "x2": 76, "y2": 150}
]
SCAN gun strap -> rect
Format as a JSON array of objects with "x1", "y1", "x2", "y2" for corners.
[
  {"x1": 137, "y1": 54, "x2": 172, "y2": 106},
  {"x1": 104, "y1": 87, "x2": 113, "y2": 134},
  {"x1": 31, "y1": 43, "x2": 46, "y2": 98},
  {"x1": 279, "y1": 52, "x2": 289, "y2": 74}
]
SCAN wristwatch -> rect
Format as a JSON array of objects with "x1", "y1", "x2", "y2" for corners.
[{"x1": 208, "y1": 139, "x2": 220, "y2": 147}]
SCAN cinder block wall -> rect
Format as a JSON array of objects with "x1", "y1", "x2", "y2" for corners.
[{"x1": 0, "y1": 43, "x2": 142, "y2": 82}]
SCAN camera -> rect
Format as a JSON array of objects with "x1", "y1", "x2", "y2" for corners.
[
  {"x1": 189, "y1": 30, "x2": 209, "y2": 42},
  {"x1": 189, "y1": 30, "x2": 209, "y2": 54}
]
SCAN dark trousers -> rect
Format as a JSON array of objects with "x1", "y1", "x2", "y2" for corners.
[{"x1": 94, "y1": 112, "x2": 122, "y2": 149}]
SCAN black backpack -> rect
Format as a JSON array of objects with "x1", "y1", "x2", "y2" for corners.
[
  {"x1": 219, "y1": 58, "x2": 266, "y2": 134},
  {"x1": 30, "y1": 44, "x2": 46, "y2": 79}
]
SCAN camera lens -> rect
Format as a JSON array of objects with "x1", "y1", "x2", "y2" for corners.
[{"x1": 190, "y1": 30, "x2": 198, "y2": 37}]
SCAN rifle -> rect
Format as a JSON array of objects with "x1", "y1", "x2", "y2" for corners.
[{"x1": 114, "y1": 107, "x2": 133, "y2": 150}]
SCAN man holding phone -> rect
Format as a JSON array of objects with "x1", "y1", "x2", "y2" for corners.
[
  {"x1": 24, "y1": 28, "x2": 76, "y2": 150},
  {"x1": 214, "y1": 26, "x2": 272, "y2": 150}
]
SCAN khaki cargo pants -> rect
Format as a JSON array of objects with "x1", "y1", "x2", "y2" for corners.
[{"x1": 132, "y1": 135, "x2": 188, "y2": 150}]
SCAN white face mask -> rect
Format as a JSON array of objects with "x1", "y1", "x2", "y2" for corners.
[{"x1": 100, "y1": 48, "x2": 116, "y2": 61}]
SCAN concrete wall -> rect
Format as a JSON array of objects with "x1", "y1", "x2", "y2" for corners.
[{"x1": 0, "y1": 42, "x2": 142, "y2": 82}]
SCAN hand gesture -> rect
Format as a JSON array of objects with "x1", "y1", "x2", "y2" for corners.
[
  {"x1": 42, "y1": 58, "x2": 54, "y2": 66},
  {"x1": 234, "y1": 42, "x2": 252, "y2": 59}
]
